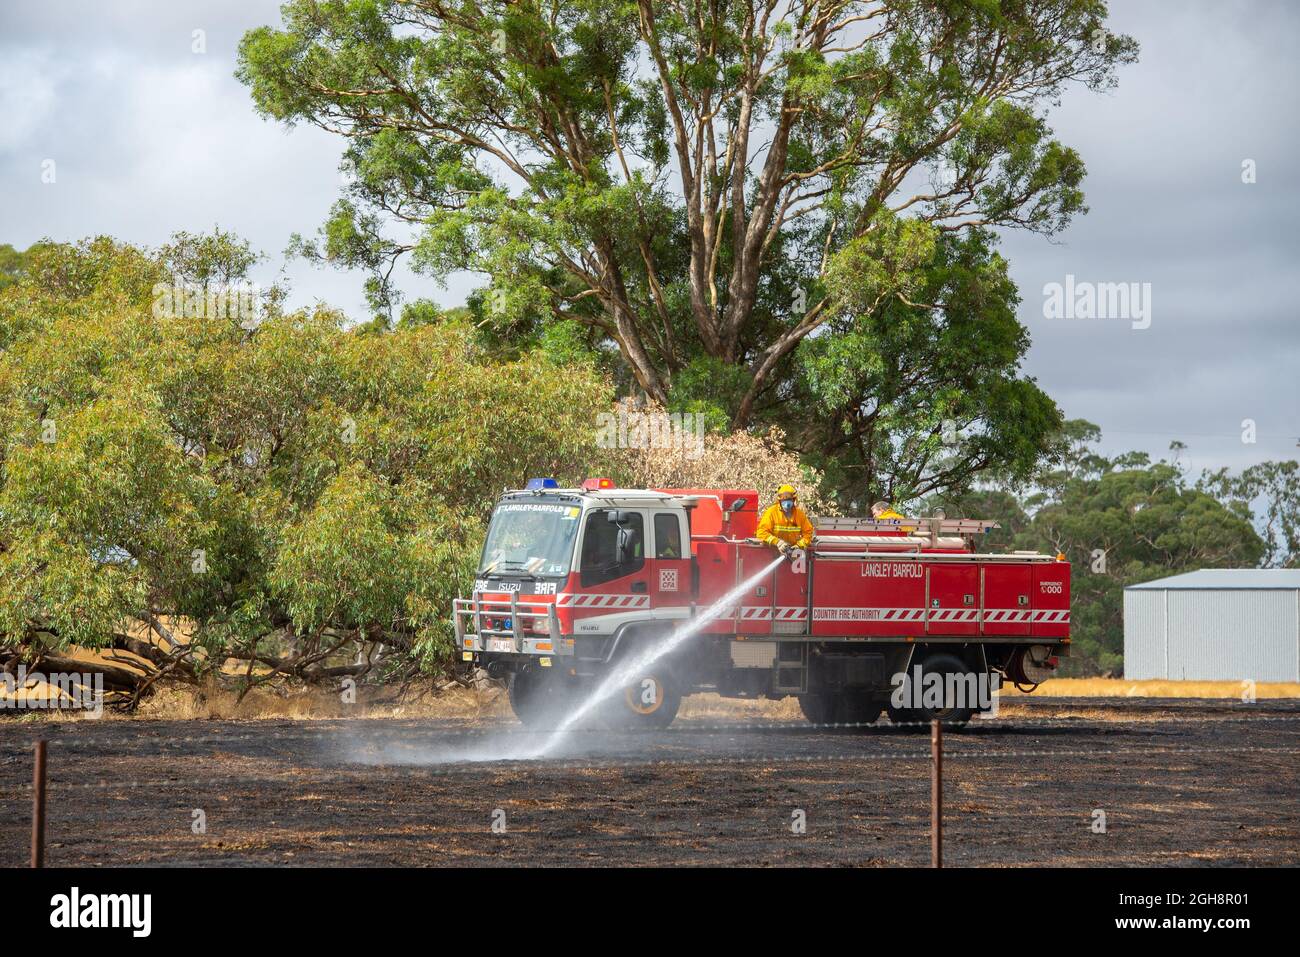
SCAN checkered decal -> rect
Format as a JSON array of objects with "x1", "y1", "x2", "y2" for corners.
[
  {"x1": 736, "y1": 606, "x2": 807, "y2": 620},
  {"x1": 983, "y1": 609, "x2": 1070, "y2": 623},
  {"x1": 727, "y1": 606, "x2": 1069, "y2": 623},
  {"x1": 555, "y1": 593, "x2": 651, "y2": 608}
]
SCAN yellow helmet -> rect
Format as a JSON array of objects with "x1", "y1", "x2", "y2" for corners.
[{"x1": 776, "y1": 484, "x2": 797, "y2": 500}]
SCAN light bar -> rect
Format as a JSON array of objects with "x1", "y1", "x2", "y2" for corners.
[
  {"x1": 581, "y1": 477, "x2": 615, "y2": 490},
  {"x1": 525, "y1": 477, "x2": 559, "y2": 490}
]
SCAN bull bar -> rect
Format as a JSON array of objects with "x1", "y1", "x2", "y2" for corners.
[{"x1": 453, "y1": 591, "x2": 573, "y2": 657}]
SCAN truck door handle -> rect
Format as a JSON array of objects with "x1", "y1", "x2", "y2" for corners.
[{"x1": 631, "y1": 581, "x2": 647, "y2": 593}]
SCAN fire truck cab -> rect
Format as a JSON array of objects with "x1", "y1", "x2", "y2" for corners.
[{"x1": 454, "y1": 479, "x2": 1070, "y2": 729}]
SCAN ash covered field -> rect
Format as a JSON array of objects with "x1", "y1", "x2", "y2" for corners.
[{"x1": 3, "y1": 698, "x2": 1297, "y2": 867}]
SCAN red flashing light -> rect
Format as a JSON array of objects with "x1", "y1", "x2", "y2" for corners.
[{"x1": 581, "y1": 477, "x2": 616, "y2": 491}]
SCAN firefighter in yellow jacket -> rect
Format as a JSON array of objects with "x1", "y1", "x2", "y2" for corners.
[
  {"x1": 872, "y1": 500, "x2": 915, "y2": 534},
  {"x1": 757, "y1": 485, "x2": 815, "y2": 557}
]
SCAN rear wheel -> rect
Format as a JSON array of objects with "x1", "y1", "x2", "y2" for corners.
[
  {"x1": 887, "y1": 652, "x2": 977, "y2": 729},
  {"x1": 885, "y1": 703, "x2": 921, "y2": 727},
  {"x1": 799, "y1": 692, "x2": 882, "y2": 727},
  {"x1": 840, "y1": 695, "x2": 884, "y2": 726},
  {"x1": 798, "y1": 692, "x2": 835, "y2": 725}
]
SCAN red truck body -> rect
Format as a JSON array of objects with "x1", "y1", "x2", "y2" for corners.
[{"x1": 455, "y1": 483, "x2": 1071, "y2": 728}]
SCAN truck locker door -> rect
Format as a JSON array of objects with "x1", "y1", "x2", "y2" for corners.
[
  {"x1": 981, "y1": 564, "x2": 1032, "y2": 637},
  {"x1": 771, "y1": 553, "x2": 810, "y2": 635},
  {"x1": 694, "y1": 540, "x2": 738, "y2": 636},
  {"x1": 735, "y1": 543, "x2": 777, "y2": 636},
  {"x1": 1032, "y1": 562, "x2": 1071, "y2": 639},
  {"x1": 925, "y1": 565, "x2": 980, "y2": 636}
]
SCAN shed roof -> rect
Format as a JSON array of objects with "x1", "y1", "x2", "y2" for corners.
[{"x1": 1125, "y1": 569, "x2": 1300, "y2": 590}]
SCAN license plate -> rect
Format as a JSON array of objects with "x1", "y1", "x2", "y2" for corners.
[{"x1": 487, "y1": 638, "x2": 515, "y2": 653}]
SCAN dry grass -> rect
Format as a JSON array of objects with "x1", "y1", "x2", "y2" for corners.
[
  {"x1": 127, "y1": 681, "x2": 516, "y2": 721},
  {"x1": 678, "y1": 693, "x2": 803, "y2": 720},
  {"x1": 2, "y1": 671, "x2": 516, "y2": 723},
  {"x1": 1002, "y1": 678, "x2": 1300, "y2": 699},
  {"x1": 8, "y1": 659, "x2": 1298, "y2": 724}
]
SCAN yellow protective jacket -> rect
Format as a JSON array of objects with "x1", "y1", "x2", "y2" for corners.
[
  {"x1": 876, "y1": 507, "x2": 915, "y2": 533},
  {"x1": 757, "y1": 501, "x2": 815, "y2": 549}
]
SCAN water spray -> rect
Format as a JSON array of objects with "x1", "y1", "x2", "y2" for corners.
[
  {"x1": 338, "y1": 554, "x2": 788, "y2": 767},
  {"x1": 529, "y1": 554, "x2": 787, "y2": 758}
]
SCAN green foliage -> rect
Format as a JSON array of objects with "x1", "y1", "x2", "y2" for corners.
[
  {"x1": 924, "y1": 487, "x2": 1029, "y2": 552},
  {"x1": 0, "y1": 235, "x2": 613, "y2": 687},
  {"x1": 0, "y1": 244, "x2": 32, "y2": 293},
  {"x1": 1199, "y1": 461, "x2": 1300, "y2": 569},
  {"x1": 161, "y1": 229, "x2": 263, "y2": 286},
  {"x1": 798, "y1": 228, "x2": 1064, "y2": 503},
  {"x1": 236, "y1": 0, "x2": 1137, "y2": 503},
  {"x1": 665, "y1": 356, "x2": 751, "y2": 434},
  {"x1": 1019, "y1": 460, "x2": 1263, "y2": 676}
]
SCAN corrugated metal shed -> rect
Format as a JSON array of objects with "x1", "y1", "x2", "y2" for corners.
[
  {"x1": 1124, "y1": 570, "x2": 1300, "y2": 682},
  {"x1": 1127, "y1": 569, "x2": 1300, "y2": 590}
]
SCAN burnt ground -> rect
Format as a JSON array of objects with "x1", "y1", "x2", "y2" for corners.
[{"x1": 2, "y1": 698, "x2": 1297, "y2": 867}]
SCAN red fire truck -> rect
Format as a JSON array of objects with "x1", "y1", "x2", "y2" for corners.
[{"x1": 454, "y1": 479, "x2": 1069, "y2": 729}]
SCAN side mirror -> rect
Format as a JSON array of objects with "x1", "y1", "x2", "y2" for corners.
[{"x1": 728, "y1": 497, "x2": 748, "y2": 513}]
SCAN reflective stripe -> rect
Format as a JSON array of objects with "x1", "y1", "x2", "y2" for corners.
[
  {"x1": 807, "y1": 608, "x2": 1071, "y2": 624},
  {"x1": 556, "y1": 593, "x2": 651, "y2": 608},
  {"x1": 717, "y1": 605, "x2": 1070, "y2": 625}
]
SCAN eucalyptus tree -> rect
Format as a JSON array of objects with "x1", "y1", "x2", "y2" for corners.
[{"x1": 238, "y1": 0, "x2": 1137, "y2": 502}]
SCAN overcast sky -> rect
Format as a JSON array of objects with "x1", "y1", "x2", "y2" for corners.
[{"x1": 2, "y1": 0, "x2": 1297, "y2": 475}]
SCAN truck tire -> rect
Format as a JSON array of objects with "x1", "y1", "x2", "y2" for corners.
[
  {"x1": 799, "y1": 693, "x2": 882, "y2": 727},
  {"x1": 605, "y1": 666, "x2": 682, "y2": 729},
  {"x1": 508, "y1": 666, "x2": 568, "y2": 729},
  {"x1": 840, "y1": 696, "x2": 884, "y2": 726},
  {"x1": 798, "y1": 693, "x2": 835, "y2": 725},
  {"x1": 885, "y1": 702, "x2": 922, "y2": 727},
  {"x1": 887, "y1": 652, "x2": 976, "y2": 729},
  {"x1": 596, "y1": 630, "x2": 685, "y2": 730}
]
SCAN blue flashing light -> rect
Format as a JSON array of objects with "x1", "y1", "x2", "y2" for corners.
[{"x1": 525, "y1": 477, "x2": 560, "y2": 491}]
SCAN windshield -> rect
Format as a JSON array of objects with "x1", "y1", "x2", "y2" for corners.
[{"x1": 478, "y1": 501, "x2": 583, "y2": 577}]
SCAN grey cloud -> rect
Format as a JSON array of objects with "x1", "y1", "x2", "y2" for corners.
[
  {"x1": 0, "y1": 0, "x2": 1295, "y2": 475},
  {"x1": 997, "y1": 0, "x2": 1299, "y2": 469}
]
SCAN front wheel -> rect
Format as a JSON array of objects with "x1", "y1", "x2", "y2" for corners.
[
  {"x1": 604, "y1": 665, "x2": 682, "y2": 729},
  {"x1": 508, "y1": 665, "x2": 571, "y2": 729}
]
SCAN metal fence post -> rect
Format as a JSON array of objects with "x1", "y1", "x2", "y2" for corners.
[
  {"x1": 931, "y1": 719, "x2": 942, "y2": 868},
  {"x1": 32, "y1": 739, "x2": 47, "y2": 868}
]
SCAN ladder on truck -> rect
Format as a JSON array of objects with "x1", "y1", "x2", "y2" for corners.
[{"x1": 812, "y1": 516, "x2": 1001, "y2": 555}]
